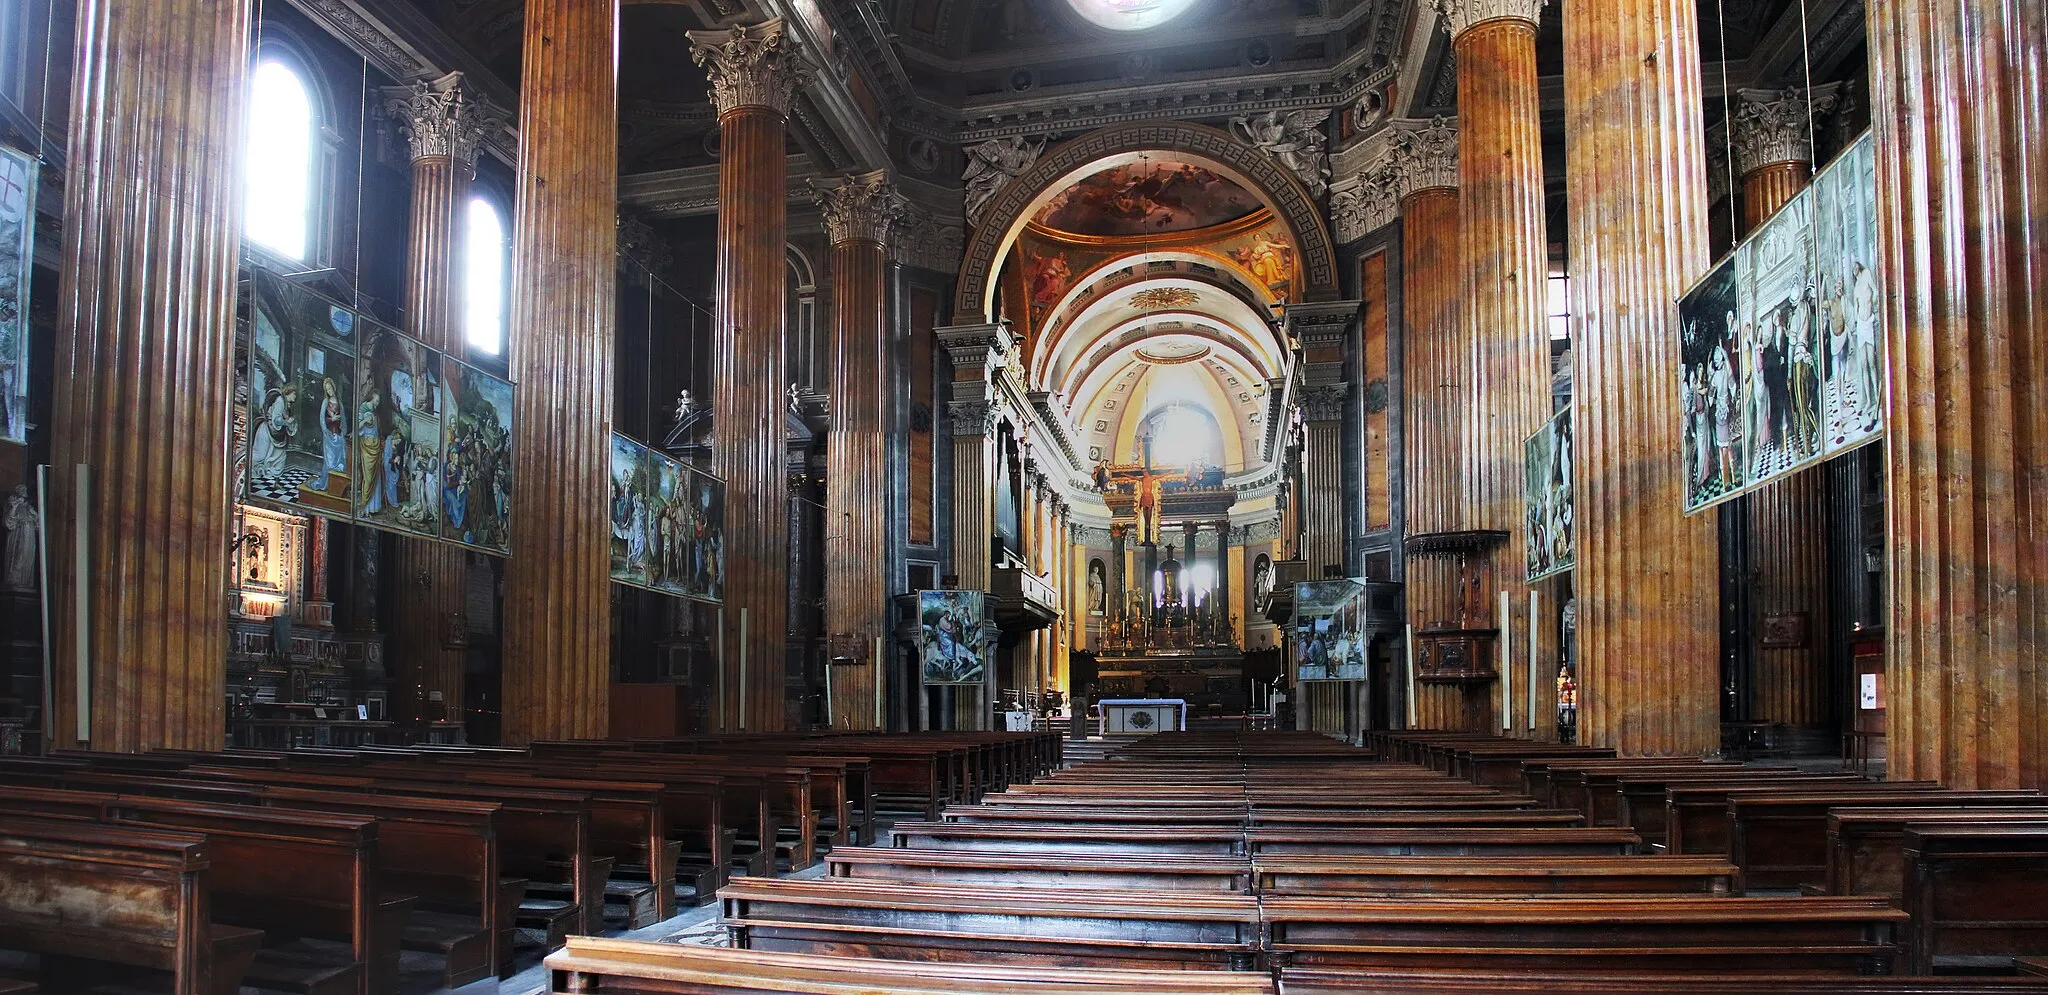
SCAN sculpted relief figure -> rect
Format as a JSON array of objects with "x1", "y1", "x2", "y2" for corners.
[
  {"x1": 1230, "y1": 109, "x2": 1331, "y2": 197},
  {"x1": 962, "y1": 135, "x2": 1046, "y2": 228}
]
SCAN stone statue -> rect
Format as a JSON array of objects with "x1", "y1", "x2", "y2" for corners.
[
  {"x1": 3, "y1": 485, "x2": 34, "y2": 593},
  {"x1": 1230, "y1": 109, "x2": 1331, "y2": 197},
  {"x1": 961, "y1": 135, "x2": 1045, "y2": 228},
  {"x1": 673, "y1": 389, "x2": 698, "y2": 427}
]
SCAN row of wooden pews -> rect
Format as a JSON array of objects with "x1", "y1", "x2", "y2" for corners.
[
  {"x1": 0, "y1": 731, "x2": 1051, "y2": 995},
  {"x1": 537, "y1": 729, "x2": 2048, "y2": 995}
]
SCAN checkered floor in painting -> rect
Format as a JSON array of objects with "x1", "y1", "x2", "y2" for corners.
[
  {"x1": 247, "y1": 467, "x2": 323, "y2": 503},
  {"x1": 1826, "y1": 380, "x2": 1882, "y2": 448}
]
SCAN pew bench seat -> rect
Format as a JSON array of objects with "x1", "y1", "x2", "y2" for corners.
[
  {"x1": 1253, "y1": 855, "x2": 1737, "y2": 896},
  {"x1": 719, "y1": 877, "x2": 1261, "y2": 969},
  {"x1": 1279, "y1": 969, "x2": 2048, "y2": 994},
  {"x1": 826, "y1": 846, "x2": 1253, "y2": 891},
  {"x1": 545, "y1": 936, "x2": 1277, "y2": 994}
]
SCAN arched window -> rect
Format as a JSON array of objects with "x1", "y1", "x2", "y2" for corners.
[
  {"x1": 464, "y1": 196, "x2": 508, "y2": 355},
  {"x1": 243, "y1": 59, "x2": 318, "y2": 261}
]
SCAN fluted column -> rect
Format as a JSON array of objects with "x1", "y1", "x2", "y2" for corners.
[
  {"x1": 1564, "y1": 0, "x2": 1719, "y2": 755},
  {"x1": 1870, "y1": 0, "x2": 2047, "y2": 788},
  {"x1": 1378, "y1": 122, "x2": 1475, "y2": 729},
  {"x1": 1291, "y1": 302, "x2": 1359, "y2": 577},
  {"x1": 690, "y1": 20, "x2": 811, "y2": 732},
  {"x1": 1109, "y1": 524, "x2": 1128, "y2": 626},
  {"x1": 816, "y1": 171, "x2": 899, "y2": 730},
  {"x1": 1215, "y1": 519, "x2": 1231, "y2": 639},
  {"x1": 502, "y1": 0, "x2": 619, "y2": 744},
  {"x1": 1439, "y1": 0, "x2": 1552, "y2": 738},
  {"x1": 1729, "y1": 85, "x2": 1839, "y2": 735},
  {"x1": 383, "y1": 72, "x2": 496, "y2": 731},
  {"x1": 49, "y1": 0, "x2": 253, "y2": 751}
]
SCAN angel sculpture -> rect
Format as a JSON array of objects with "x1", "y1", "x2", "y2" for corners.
[
  {"x1": 1230, "y1": 109, "x2": 1331, "y2": 198},
  {"x1": 962, "y1": 135, "x2": 1045, "y2": 227}
]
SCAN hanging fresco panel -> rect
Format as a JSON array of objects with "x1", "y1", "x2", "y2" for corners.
[{"x1": 1525, "y1": 406, "x2": 1574, "y2": 582}]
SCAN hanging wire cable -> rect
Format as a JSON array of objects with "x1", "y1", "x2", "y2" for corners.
[
  {"x1": 32, "y1": 0, "x2": 55, "y2": 163},
  {"x1": 351, "y1": 55, "x2": 367, "y2": 310},
  {"x1": 1713, "y1": 0, "x2": 1738, "y2": 245}
]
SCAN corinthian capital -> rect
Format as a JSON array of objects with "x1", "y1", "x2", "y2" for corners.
[
  {"x1": 811, "y1": 170, "x2": 906, "y2": 246},
  {"x1": 688, "y1": 19, "x2": 814, "y2": 117},
  {"x1": 1427, "y1": 0, "x2": 1545, "y2": 35},
  {"x1": 380, "y1": 71, "x2": 499, "y2": 170},
  {"x1": 1385, "y1": 116, "x2": 1459, "y2": 196},
  {"x1": 1730, "y1": 83, "x2": 1843, "y2": 176}
]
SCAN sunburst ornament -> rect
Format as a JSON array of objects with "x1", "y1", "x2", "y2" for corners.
[{"x1": 1130, "y1": 287, "x2": 1199, "y2": 310}]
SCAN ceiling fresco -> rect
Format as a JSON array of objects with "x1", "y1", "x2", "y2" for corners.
[{"x1": 1030, "y1": 160, "x2": 1262, "y2": 237}]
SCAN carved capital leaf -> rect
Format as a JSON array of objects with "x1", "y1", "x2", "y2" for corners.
[
  {"x1": 688, "y1": 19, "x2": 814, "y2": 118},
  {"x1": 1731, "y1": 84, "x2": 1843, "y2": 176},
  {"x1": 810, "y1": 170, "x2": 906, "y2": 246},
  {"x1": 1427, "y1": 0, "x2": 1545, "y2": 36},
  {"x1": 379, "y1": 71, "x2": 500, "y2": 170}
]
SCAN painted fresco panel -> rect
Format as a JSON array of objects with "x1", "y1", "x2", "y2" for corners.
[
  {"x1": 1679, "y1": 255, "x2": 1748, "y2": 512},
  {"x1": 352, "y1": 320, "x2": 443, "y2": 537},
  {"x1": 1739, "y1": 188, "x2": 1823, "y2": 479},
  {"x1": 246, "y1": 270, "x2": 357, "y2": 518},
  {"x1": 919, "y1": 589, "x2": 990, "y2": 685},
  {"x1": 1525, "y1": 407, "x2": 1574, "y2": 581},
  {"x1": 1295, "y1": 579, "x2": 1368, "y2": 681},
  {"x1": 441, "y1": 358, "x2": 514, "y2": 553},
  {"x1": 1813, "y1": 131, "x2": 1883, "y2": 454},
  {"x1": 0, "y1": 145, "x2": 35, "y2": 443}
]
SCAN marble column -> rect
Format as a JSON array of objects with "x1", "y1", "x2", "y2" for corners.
[
  {"x1": 49, "y1": 0, "x2": 253, "y2": 751},
  {"x1": 1214, "y1": 519, "x2": 1231, "y2": 639},
  {"x1": 1376, "y1": 121, "x2": 1474, "y2": 729},
  {"x1": 1868, "y1": 0, "x2": 2047, "y2": 788},
  {"x1": 1291, "y1": 302, "x2": 1360, "y2": 577},
  {"x1": 1019, "y1": 459, "x2": 1040, "y2": 700},
  {"x1": 501, "y1": 0, "x2": 619, "y2": 745},
  {"x1": 1440, "y1": 0, "x2": 1552, "y2": 738},
  {"x1": 690, "y1": 20, "x2": 811, "y2": 732},
  {"x1": 1564, "y1": 0, "x2": 1719, "y2": 755},
  {"x1": 383, "y1": 72, "x2": 496, "y2": 731},
  {"x1": 816, "y1": 171, "x2": 900, "y2": 730},
  {"x1": 1729, "y1": 85, "x2": 1840, "y2": 735},
  {"x1": 938, "y1": 323, "x2": 1009, "y2": 729},
  {"x1": 1109, "y1": 525, "x2": 1128, "y2": 627}
]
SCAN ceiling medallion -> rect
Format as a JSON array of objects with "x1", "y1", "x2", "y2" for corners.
[
  {"x1": 1130, "y1": 287, "x2": 1199, "y2": 310},
  {"x1": 1136, "y1": 341, "x2": 1212, "y2": 365}
]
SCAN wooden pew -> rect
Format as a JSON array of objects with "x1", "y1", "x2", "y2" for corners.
[
  {"x1": 1246, "y1": 827, "x2": 1641, "y2": 858},
  {"x1": 1280, "y1": 968, "x2": 2048, "y2": 994},
  {"x1": 824, "y1": 847, "x2": 1252, "y2": 891},
  {"x1": 1665, "y1": 783, "x2": 1953, "y2": 856},
  {"x1": 1901, "y1": 824, "x2": 2048, "y2": 974},
  {"x1": 1611, "y1": 772, "x2": 1870, "y2": 843},
  {"x1": 544, "y1": 936, "x2": 1277, "y2": 994},
  {"x1": 0, "y1": 814, "x2": 264, "y2": 995},
  {"x1": 1827, "y1": 809, "x2": 2048, "y2": 902},
  {"x1": 1263, "y1": 894, "x2": 1908, "y2": 974},
  {"x1": 1727, "y1": 793, "x2": 2048, "y2": 891},
  {"x1": 891, "y1": 822, "x2": 1247, "y2": 856},
  {"x1": 1253, "y1": 855, "x2": 1738, "y2": 896},
  {"x1": 718, "y1": 877, "x2": 1262, "y2": 969}
]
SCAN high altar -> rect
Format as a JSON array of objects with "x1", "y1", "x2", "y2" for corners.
[{"x1": 1089, "y1": 448, "x2": 1246, "y2": 715}]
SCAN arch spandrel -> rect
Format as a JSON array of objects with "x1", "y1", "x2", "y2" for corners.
[{"x1": 955, "y1": 122, "x2": 1341, "y2": 323}]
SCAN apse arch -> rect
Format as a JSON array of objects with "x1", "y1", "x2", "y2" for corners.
[{"x1": 954, "y1": 122, "x2": 1341, "y2": 323}]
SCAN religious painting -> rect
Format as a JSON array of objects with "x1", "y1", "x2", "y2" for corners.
[
  {"x1": 0, "y1": 145, "x2": 36, "y2": 445},
  {"x1": 1030, "y1": 160, "x2": 1260, "y2": 237},
  {"x1": 440, "y1": 358, "x2": 513, "y2": 554},
  {"x1": 609, "y1": 434, "x2": 654, "y2": 587},
  {"x1": 1229, "y1": 230, "x2": 1296, "y2": 300},
  {"x1": 1025, "y1": 250, "x2": 1073, "y2": 307},
  {"x1": 352, "y1": 321, "x2": 443, "y2": 537},
  {"x1": 1252, "y1": 553, "x2": 1273, "y2": 613},
  {"x1": 1813, "y1": 131, "x2": 1883, "y2": 454},
  {"x1": 1294, "y1": 579, "x2": 1368, "y2": 681},
  {"x1": 1678, "y1": 255, "x2": 1747, "y2": 513},
  {"x1": 1524, "y1": 407, "x2": 1574, "y2": 582},
  {"x1": 1738, "y1": 188, "x2": 1823, "y2": 480},
  {"x1": 245, "y1": 270, "x2": 357, "y2": 519},
  {"x1": 650, "y1": 459, "x2": 726, "y2": 604},
  {"x1": 919, "y1": 589, "x2": 990, "y2": 685}
]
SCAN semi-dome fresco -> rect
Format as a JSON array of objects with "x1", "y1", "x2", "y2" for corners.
[{"x1": 1030, "y1": 159, "x2": 1261, "y2": 237}]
